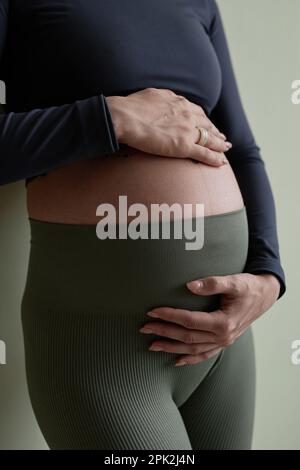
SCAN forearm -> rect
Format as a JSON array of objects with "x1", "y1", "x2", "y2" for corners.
[
  {"x1": 229, "y1": 147, "x2": 286, "y2": 299},
  {"x1": 0, "y1": 95, "x2": 119, "y2": 186}
]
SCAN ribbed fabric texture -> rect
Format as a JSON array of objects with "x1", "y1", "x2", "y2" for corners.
[
  {"x1": 0, "y1": 0, "x2": 286, "y2": 296},
  {"x1": 21, "y1": 207, "x2": 256, "y2": 450}
]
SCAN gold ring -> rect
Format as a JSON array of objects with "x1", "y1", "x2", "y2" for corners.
[{"x1": 195, "y1": 126, "x2": 209, "y2": 147}]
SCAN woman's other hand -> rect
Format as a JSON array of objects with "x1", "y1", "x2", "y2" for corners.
[
  {"x1": 106, "y1": 88, "x2": 232, "y2": 166},
  {"x1": 139, "y1": 273, "x2": 280, "y2": 366}
]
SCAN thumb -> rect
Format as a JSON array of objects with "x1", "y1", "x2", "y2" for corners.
[{"x1": 186, "y1": 275, "x2": 234, "y2": 296}]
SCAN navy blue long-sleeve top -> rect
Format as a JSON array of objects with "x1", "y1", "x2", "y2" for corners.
[{"x1": 0, "y1": 0, "x2": 286, "y2": 298}]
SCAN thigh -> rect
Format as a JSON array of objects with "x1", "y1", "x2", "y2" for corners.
[
  {"x1": 177, "y1": 326, "x2": 256, "y2": 450},
  {"x1": 21, "y1": 308, "x2": 193, "y2": 450}
]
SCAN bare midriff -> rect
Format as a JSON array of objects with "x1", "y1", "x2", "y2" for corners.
[{"x1": 26, "y1": 146, "x2": 244, "y2": 224}]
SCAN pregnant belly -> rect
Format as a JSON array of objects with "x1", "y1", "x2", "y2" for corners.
[{"x1": 26, "y1": 148, "x2": 244, "y2": 224}]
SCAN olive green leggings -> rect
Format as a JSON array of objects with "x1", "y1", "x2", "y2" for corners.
[{"x1": 21, "y1": 206, "x2": 256, "y2": 450}]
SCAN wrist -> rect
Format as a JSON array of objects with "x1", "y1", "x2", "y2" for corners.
[{"x1": 256, "y1": 273, "x2": 281, "y2": 300}]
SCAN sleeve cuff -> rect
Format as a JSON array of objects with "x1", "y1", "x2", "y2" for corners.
[
  {"x1": 79, "y1": 94, "x2": 120, "y2": 158},
  {"x1": 101, "y1": 94, "x2": 120, "y2": 154},
  {"x1": 243, "y1": 259, "x2": 286, "y2": 300}
]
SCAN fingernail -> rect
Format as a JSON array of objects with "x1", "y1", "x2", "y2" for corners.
[
  {"x1": 187, "y1": 280, "x2": 203, "y2": 290},
  {"x1": 147, "y1": 311, "x2": 159, "y2": 317},
  {"x1": 175, "y1": 361, "x2": 187, "y2": 366},
  {"x1": 140, "y1": 327, "x2": 153, "y2": 334},
  {"x1": 223, "y1": 157, "x2": 228, "y2": 164},
  {"x1": 149, "y1": 345, "x2": 163, "y2": 351}
]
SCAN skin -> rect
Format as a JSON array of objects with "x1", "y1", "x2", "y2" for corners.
[
  {"x1": 26, "y1": 150, "x2": 244, "y2": 223},
  {"x1": 27, "y1": 87, "x2": 281, "y2": 366},
  {"x1": 27, "y1": 88, "x2": 236, "y2": 222},
  {"x1": 140, "y1": 273, "x2": 280, "y2": 366}
]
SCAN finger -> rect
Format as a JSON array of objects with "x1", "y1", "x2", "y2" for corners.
[
  {"x1": 140, "y1": 320, "x2": 218, "y2": 343},
  {"x1": 196, "y1": 128, "x2": 232, "y2": 153},
  {"x1": 200, "y1": 118, "x2": 227, "y2": 141},
  {"x1": 175, "y1": 346, "x2": 224, "y2": 366},
  {"x1": 188, "y1": 101, "x2": 226, "y2": 139},
  {"x1": 188, "y1": 145, "x2": 228, "y2": 166},
  {"x1": 192, "y1": 123, "x2": 231, "y2": 152},
  {"x1": 146, "y1": 307, "x2": 221, "y2": 333},
  {"x1": 205, "y1": 126, "x2": 226, "y2": 141},
  {"x1": 186, "y1": 275, "x2": 238, "y2": 296}
]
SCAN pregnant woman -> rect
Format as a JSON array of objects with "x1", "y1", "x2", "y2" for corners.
[{"x1": 0, "y1": 0, "x2": 285, "y2": 450}]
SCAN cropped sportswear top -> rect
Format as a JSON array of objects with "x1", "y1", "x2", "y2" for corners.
[{"x1": 0, "y1": 0, "x2": 286, "y2": 297}]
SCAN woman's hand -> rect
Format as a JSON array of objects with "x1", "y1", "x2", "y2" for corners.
[
  {"x1": 106, "y1": 88, "x2": 232, "y2": 166},
  {"x1": 139, "y1": 273, "x2": 280, "y2": 366}
]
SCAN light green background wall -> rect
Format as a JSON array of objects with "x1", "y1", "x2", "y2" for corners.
[{"x1": 0, "y1": 0, "x2": 299, "y2": 450}]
